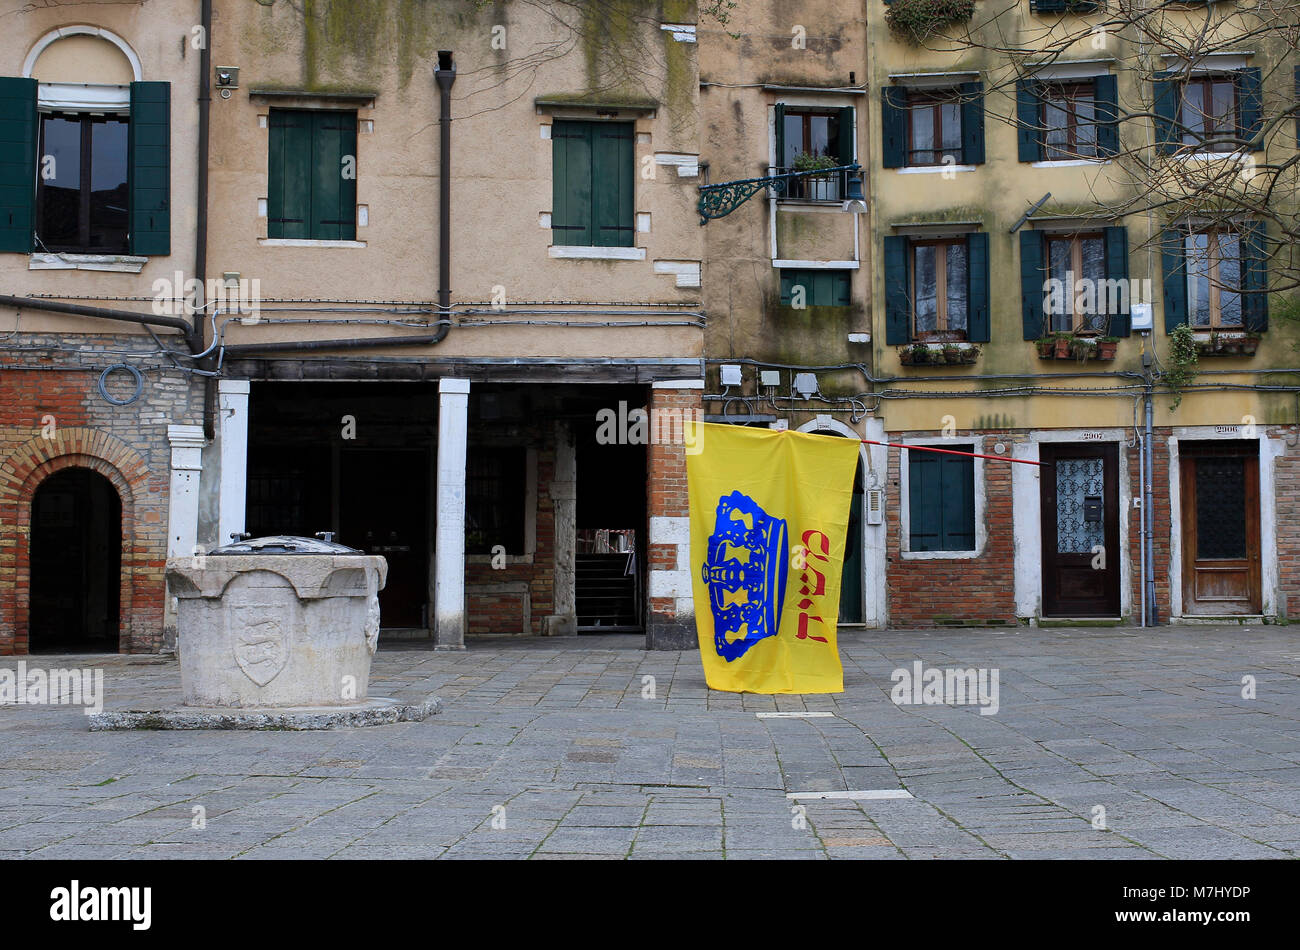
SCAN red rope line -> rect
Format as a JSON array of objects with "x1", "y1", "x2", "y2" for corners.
[{"x1": 859, "y1": 439, "x2": 1048, "y2": 467}]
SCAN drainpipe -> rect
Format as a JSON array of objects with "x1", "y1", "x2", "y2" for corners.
[
  {"x1": 198, "y1": 0, "x2": 216, "y2": 439},
  {"x1": 0, "y1": 295, "x2": 197, "y2": 348},
  {"x1": 434, "y1": 51, "x2": 456, "y2": 335},
  {"x1": 1143, "y1": 346, "x2": 1158, "y2": 625}
]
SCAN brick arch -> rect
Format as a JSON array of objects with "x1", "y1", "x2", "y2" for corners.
[{"x1": 0, "y1": 428, "x2": 154, "y2": 655}]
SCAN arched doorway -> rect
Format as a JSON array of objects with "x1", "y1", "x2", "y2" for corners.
[
  {"x1": 795, "y1": 420, "x2": 867, "y2": 624},
  {"x1": 29, "y1": 468, "x2": 121, "y2": 653}
]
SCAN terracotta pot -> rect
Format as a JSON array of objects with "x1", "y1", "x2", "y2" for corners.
[
  {"x1": 1053, "y1": 338, "x2": 1071, "y2": 359},
  {"x1": 1036, "y1": 341, "x2": 1054, "y2": 359},
  {"x1": 1097, "y1": 341, "x2": 1117, "y2": 360}
]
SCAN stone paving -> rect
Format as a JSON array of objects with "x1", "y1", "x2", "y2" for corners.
[{"x1": 1, "y1": 625, "x2": 1299, "y2": 859}]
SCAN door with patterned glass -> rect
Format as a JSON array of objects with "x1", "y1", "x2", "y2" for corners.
[
  {"x1": 1040, "y1": 443, "x2": 1120, "y2": 617},
  {"x1": 1179, "y1": 441, "x2": 1260, "y2": 615}
]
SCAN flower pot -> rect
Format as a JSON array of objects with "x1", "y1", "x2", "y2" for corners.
[
  {"x1": 1053, "y1": 338, "x2": 1071, "y2": 359},
  {"x1": 1097, "y1": 341, "x2": 1117, "y2": 360},
  {"x1": 1241, "y1": 338, "x2": 1260, "y2": 355},
  {"x1": 1036, "y1": 340, "x2": 1054, "y2": 359}
]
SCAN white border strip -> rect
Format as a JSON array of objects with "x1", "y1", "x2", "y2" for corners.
[
  {"x1": 787, "y1": 790, "x2": 914, "y2": 801},
  {"x1": 756, "y1": 711, "x2": 835, "y2": 719}
]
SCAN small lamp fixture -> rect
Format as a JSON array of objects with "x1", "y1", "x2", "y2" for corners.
[{"x1": 842, "y1": 170, "x2": 867, "y2": 214}]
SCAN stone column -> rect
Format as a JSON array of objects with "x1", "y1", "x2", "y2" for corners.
[
  {"x1": 435, "y1": 377, "x2": 470, "y2": 650},
  {"x1": 646, "y1": 379, "x2": 703, "y2": 650},
  {"x1": 545, "y1": 419, "x2": 577, "y2": 636},
  {"x1": 164, "y1": 424, "x2": 206, "y2": 653},
  {"x1": 217, "y1": 379, "x2": 250, "y2": 547}
]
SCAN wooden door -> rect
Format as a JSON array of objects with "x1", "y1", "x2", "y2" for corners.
[
  {"x1": 1041, "y1": 443, "x2": 1120, "y2": 617},
  {"x1": 1180, "y1": 441, "x2": 1261, "y2": 615}
]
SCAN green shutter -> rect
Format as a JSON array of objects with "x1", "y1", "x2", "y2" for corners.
[
  {"x1": 1104, "y1": 226, "x2": 1131, "y2": 336},
  {"x1": 1241, "y1": 220, "x2": 1269, "y2": 333},
  {"x1": 0, "y1": 76, "x2": 37, "y2": 253},
  {"x1": 1016, "y1": 80, "x2": 1042, "y2": 163},
  {"x1": 884, "y1": 235, "x2": 910, "y2": 344},
  {"x1": 940, "y1": 454, "x2": 975, "y2": 551},
  {"x1": 960, "y1": 81, "x2": 985, "y2": 165},
  {"x1": 593, "y1": 123, "x2": 633, "y2": 247},
  {"x1": 1161, "y1": 228, "x2": 1188, "y2": 331},
  {"x1": 1153, "y1": 72, "x2": 1179, "y2": 155},
  {"x1": 1237, "y1": 67, "x2": 1263, "y2": 151},
  {"x1": 774, "y1": 103, "x2": 785, "y2": 168},
  {"x1": 128, "y1": 81, "x2": 170, "y2": 256},
  {"x1": 833, "y1": 270, "x2": 851, "y2": 306},
  {"x1": 1094, "y1": 73, "x2": 1120, "y2": 158},
  {"x1": 909, "y1": 453, "x2": 941, "y2": 552},
  {"x1": 268, "y1": 109, "x2": 312, "y2": 240},
  {"x1": 551, "y1": 120, "x2": 592, "y2": 246},
  {"x1": 1020, "y1": 229, "x2": 1046, "y2": 340},
  {"x1": 881, "y1": 87, "x2": 907, "y2": 169},
  {"x1": 310, "y1": 111, "x2": 356, "y2": 242},
  {"x1": 966, "y1": 231, "x2": 990, "y2": 343},
  {"x1": 836, "y1": 106, "x2": 855, "y2": 166},
  {"x1": 1032, "y1": 0, "x2": 1067, "y2": 11}
]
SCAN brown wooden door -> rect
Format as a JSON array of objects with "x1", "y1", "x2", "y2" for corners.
[
  {"x1": 1180, "y1": 441, "x2": 1260, "y2": 615},
  {"x1": 1041, "y1": 443, "x2": 1121, "y2": 617}
]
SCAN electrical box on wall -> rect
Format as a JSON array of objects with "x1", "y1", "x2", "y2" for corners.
[
  {"x1": 866, "y1": 488, "x2": 884, "y2": 525},
  {"x1": 1130, "y1": 303, "x2": 1153, "y2": 332}
]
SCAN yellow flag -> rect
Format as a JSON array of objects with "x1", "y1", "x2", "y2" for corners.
[{"x1": 687, "y1": 422, "x2": 860, "y2": 694}]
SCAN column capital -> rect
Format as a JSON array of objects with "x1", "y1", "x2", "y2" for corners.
[
  {"x1": 166, "y1": 424, "x2": 206, "y2": 449},
  {"x1": 218, "y1": 378, "x2": 251, "y2": 396},
  {"x1": 652, "y1": 379, "x2": 705, "y2": 389},
  {"x1": 439, "y1": 377, "x2": 471, "y2": 395}
]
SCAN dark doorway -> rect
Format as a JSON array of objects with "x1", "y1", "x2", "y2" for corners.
[
  {"x1": 340, "y1": 449, "x2": 429, "y2": 628},
  {"x1": 839, "y1": 458, "x2": 864, "y2": 624},
  {"x1": 1040, "y1": 442, "x2": 1120, "y2": 617},
  {"x1": 1180, "y1": 440, "x2": 1261, "y2": 615},
  {"x1": 29, "y1": 468, "x2": 121, "y2": 652}
]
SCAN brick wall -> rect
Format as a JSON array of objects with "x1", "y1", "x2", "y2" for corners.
[
  {"x1": 886, "y1": 429, "x2": 1019, "y2": 626},
  {"x1": 1272, "y1": 426, "x2": 1300, "y2": 619},
  {"x1": 0, "y1": 334, "x2": 201, "y2": 654},
  {"x1": 646, "y1": 383, "x2": 700, "y2": 649}
]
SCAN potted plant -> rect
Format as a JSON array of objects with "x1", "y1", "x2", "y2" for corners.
[
  {"x1": 791, "y1": 152, "x2": 837, "y2": 200},
  {"x1": 1070, "y1": 336, "x2": 1097, "y2": 360},
  {"x1": 1036, "y1": 337, "x2": 1055, "y2": 359},
  {"x1": 1241, "y1": 332, "x2": 1261, "y2": 355},
  {"x1": 1053, "y1": 333, "x2": 1072, "y2": 359},
  {"x1": 1096, "y1": 336, "x2": 1119, "y2": 360},
  {"x1": 1165, "y1": 323, "x2": 1199, "y2": 411},
  {"x1": 942, "y1": 343, "x2": 963, "y2": 364}
]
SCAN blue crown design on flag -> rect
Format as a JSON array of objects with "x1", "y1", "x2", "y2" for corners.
[{"x1": 702, "y1": 490, "x2": 789, "y2": 661}]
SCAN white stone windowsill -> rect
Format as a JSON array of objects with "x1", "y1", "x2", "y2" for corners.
[
  {"x1": 897, "y1": 164, "x2": 976, "y2": 175},
  {"x1": 1178, "y1": 150, "x2": 1250, "y2": 162},
  {"x1": 1031, "y1": 158, "x2": 1112, "y2": 168},
  {"x1": 549, "y1": 245, "x2": 646, "y2": 261},
  {"x1": 258, "y1": 238, "x2": 367, "y2": 248},
  {"x1": 29, "y1": 252, "x2": 148, "y2": 273},
  {"x1": 900, "y1": 549, "x2": 981, "y2": 561}
]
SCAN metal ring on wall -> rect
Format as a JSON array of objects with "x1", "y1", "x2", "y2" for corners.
[{"x1": 98, "y1": 363, "x2": 144, "y2": 406}]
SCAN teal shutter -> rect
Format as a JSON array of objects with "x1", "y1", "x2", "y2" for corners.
[
  {"x1": 1161, "y1": 228, "x2": 1188, "y2": 331},
  {"x1": 1241, "y1": 221, "x2": 1269, "y2": 333},
  {"x1": 551, "y1": 120, "x2": 593, "y2": 246},
  {"x1": 884, "y1": 235, "x2": 910, "y2": 344},
  {"x1": 593, "y1": 123, "x2": 633, "y2": 247},
  {"x1": 774, "y1": 103, "x2": 786, "y2": 167},
  {"x1": 832, "y1": 270, "x2": 850, "y2": 306},
  {"x1": 960, "y1": 81, "x2": 985, "y2": 165},
  {"x1": 268, "y1": 109, "x2": 312, "y2": 240},
  {"x1": 909, "y1": 453, "x2": 941, "y2": 552},
  {"x1": 966, "y1": 231, "x2": 990, "y2": 342},
  {"x1": 881, "y1": 88, "x2": 907, "y2": 169},
  {"x1": 1016, "y1": 80, "x2": 1042, "y2": 163},
  {"x1": 1237, "y1": 67, "x2": 1263, "y2": 151},
  {"x1": 128, "y1": 81, "x2": 170, "y2": 255},
  {"x1": 1032, "y1": 0, "x2": 1067, "y2": 10},
  {"x1": 309, "y1": 111, "x2": 356, "y2": 241},
  {"x1": 836, "y1": 106, "x2": 855, "y2": 166},
  {"x1": 0, "y1": 76, "x2": 37, "y2": 253},
  {"x1": 1020, "y1": 229, "x2": 1046, "y2": 340},
  {"x1": 1094, "y1": 73, "x2": 1120, "y2": 158},
  {"x1": 940, "y1": 454, "x2": 975, "y2": 551},
  {"x1": 1153, "y1": 72, "x2": 1179, "y2": 155},
  {"x1": 1104, "y1": 226, "x2": 1130, "y2": 336}
]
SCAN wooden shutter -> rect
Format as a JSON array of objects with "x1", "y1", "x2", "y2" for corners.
[
  {"x1": 310, "y1": 111, "x2": 356, "y2": 241},
  {"x1": 884, "y1": 235, "x2": 910, "y2": 344},
  {"x1": 1104, "y1": 226, "x2": 1131, "y2": 336},
  {"x1": 1094, "y1": 73, "x2": 1120, "y2": 158},
  {"x1": 551, "y1": 120, "x2": 593, "y2": 246},
  {"x1": 1016, "y1": 80, "x2": 1042, "y2": 163},
  {"x1": 960, "y1": 81, "x2": 985, "y2": 165},
  {"x1": 1032, "y1": 0, "x2": 1067, "y2": 11},
  {"x1": 908, "y1": 453, "x2": 941, "y2": 552},
  {"x1": 940, "y1": 454, "x2": 975, "y2": 551},
  {"x1": 774, "y1": 103, "x2": 785, "y2": 167},
  {"x1": 128, "y1": 81, "x2": 170, "y2": 255},
  {"x1": 1237, "y1": 67, "x2": 1263, "y2": 151},
  {"x1": 881, "y1": 88, "x2": 907, "y2": 169},
  {"x1": 593, "y1": 123, "x2": 633, "y2": 247},
  {"x1": 0, "y1": 76, "x2": 37, "y2": 253},
  {"x1": 966, "y1": 231, "x2": 990, "y2": 343},
  {"x1": 1241, "y1": 220, "x2": 1269, "y2": 333},
  {"x1": 1161, "y1": 228, "x2": 1188, "y2": 331},
  {"x1": 1152, "y1": 72, "x2": 1179, "y2": 155},
  {"x1": 1020, "y1": 229, "x2": 1046, "y2": 340},
  {"x1": 836, "y1": 106, "x2": 855, "y2": 166},
  {"x1": 268, "y1": 109, "x2": 312, "y2": 240}
]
